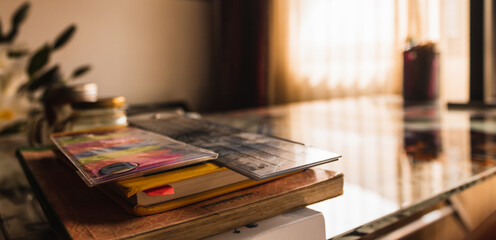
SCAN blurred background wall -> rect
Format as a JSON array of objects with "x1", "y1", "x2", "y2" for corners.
[
  {"x1": 0, "y1": 0, "x2": 471, "y2": 113},
  {"x1": 0, "y1": 0, "x2": 214, "y2": 112}
]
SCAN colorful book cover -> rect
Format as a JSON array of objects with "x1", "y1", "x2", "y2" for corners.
[{"x1": 50, "y1": 126, "x2": 218, "y2": 187}]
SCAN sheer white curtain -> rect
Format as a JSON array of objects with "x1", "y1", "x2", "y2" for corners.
[{"x1": 268, "y1": 0, "x2": 468, "y2": 104}]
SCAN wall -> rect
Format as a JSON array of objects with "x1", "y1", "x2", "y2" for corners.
[{"x1": 0, "y1": 0, "x2": 213, "y2": 112}]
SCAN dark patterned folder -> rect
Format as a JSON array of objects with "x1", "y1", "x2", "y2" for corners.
[{"x1": 129, "y1": 115, "x2": 341, "y2": 180}]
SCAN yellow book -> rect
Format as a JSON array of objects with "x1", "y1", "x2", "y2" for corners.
[
  {"x1": 100, "y1": 162, "x2": 294, "y2": 216},
  {"x1": 109, "y1": 162, "x2": 248, "y2": 205}
]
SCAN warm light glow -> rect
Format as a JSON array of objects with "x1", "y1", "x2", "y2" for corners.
[
  {"x1": 269, "y1": 0, "x2": 468, "y2": 104},
  {"x1": 282, "y1": 0, "x2": 448, "y2": 96},
  {"x1": 288, "y1": 0, "x2": 400, "y2": 90},
  {"x1": 426, "y1": 0, "x2": 440, "y2": 41}
]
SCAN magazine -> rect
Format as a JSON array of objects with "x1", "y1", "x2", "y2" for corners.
[{"x1": 50, "y1": 126, "x2": 218, "y2": 187}]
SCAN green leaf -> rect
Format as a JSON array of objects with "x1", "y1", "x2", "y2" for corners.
[
  {"x1": 27, "y1": 44, "x2": 52, "y2": 77},
  {"x1": 0, "y1": 121, "x2": 26, "y2": 136},
  {"x1": 4, "y1": 2, "x2": 30, "y2": 42},
  {"x1": 8, "y1": 49, "x2": 29, "y2": 58},
  {"x1": 27, "y1": 65, "x2": 61, "y2": 91},
  {"x1": 71, "y1": 65, "x2": 91, "y2": 78},
  {"x1": 53, "y1": 25, "x2": 76, "y2": 50},
  {"x1": 12, "y1": 2, "x2": 30, "y2": 26},
  {"x1": 3, "y1": 27, "x2": 18, "y2": 43}
]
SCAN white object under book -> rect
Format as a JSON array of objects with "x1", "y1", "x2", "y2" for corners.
[{"x1": 206, "y1": 207, "x2": 325, "y2": 240}]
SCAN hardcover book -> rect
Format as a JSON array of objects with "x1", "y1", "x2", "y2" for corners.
[
  {"x1": 105, "y1": 162, "x2": 250, "y2": 208},
  {"x1": 101, "y1": 173, "x2": 289, "y2": 216},
  {"x1": 50, "y1": 126, "x2": 218, "y2": 187}
]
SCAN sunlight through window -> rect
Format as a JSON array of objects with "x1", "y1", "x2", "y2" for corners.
[
  {"x1": 269, "y1": 0, "x2": 467, "y2": 105},
  {"x1": 288, "y1": 0, "x2": 398, "y2": 89}
]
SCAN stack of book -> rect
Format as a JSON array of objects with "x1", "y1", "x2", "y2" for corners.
[
  {"x1": 50, "y1": 115, "x2": 343, "y2": 217},
  {"x1": 17, "y1": 148, "x2": 343, "y2": 239},
  {"x1": 100, "y1": 162, "x2": 287, "y2": 216}
]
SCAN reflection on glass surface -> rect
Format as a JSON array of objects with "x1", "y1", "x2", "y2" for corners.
[
  {"x1": 470, "y1": 115, "x2": 496, "y2": 166},
  {"x1": 403, "y1": 105, "x2": 442, "y2": 161},
  {"x1": 206, "y1": 96, "x2": 496, "y2": 238}
]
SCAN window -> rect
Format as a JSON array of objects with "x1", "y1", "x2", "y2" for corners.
[{"x1": 269, "y1": 0, "x2": 468, "y2": 104}]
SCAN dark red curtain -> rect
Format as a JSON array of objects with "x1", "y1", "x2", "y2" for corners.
[{"x1": 211, "y1": 0, "x2": 268, "y2": 111}]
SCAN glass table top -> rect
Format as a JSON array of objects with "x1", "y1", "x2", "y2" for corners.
[
  {"x1": 205, "y1": 95, "x2": 496, "y2": 239},
  {"x1": 2, "y1": 95, "x2": 496, "y2": 239}
]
